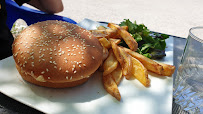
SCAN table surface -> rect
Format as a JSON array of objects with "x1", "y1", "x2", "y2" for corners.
[{"x1": 2, "y1": 0, "x2": 202, "y2": 113}]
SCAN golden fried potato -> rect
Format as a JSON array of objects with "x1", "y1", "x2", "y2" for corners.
[
  {"x1": 130, "y1": 56, "x2": 150, "y2": 87},
  {"x1": 102, "y1": 47, "x2": 109, "y2": 61},
  {"x1": 117, "y1": 28, "x2": 138, "y2": 51},
  {"x1": 111, "y1": 41, "x2": 124, "y2": 65},
  {"x1": 103, "y1": 49, "x2": 119, "y2": 76},
  {"x1": 90, "y1": 30, "x2": 108, "y2": 38},
  {"x1": 99, "y1": 37, "x2": 111, "y2": 49},
  {"x1": 111, "y1": 64, "x2": 123, "y2": 85},
  {"x1": 109, "y1": 38, "x2": 121, "y2": 45},
  {"x1": 98, "y1": 47, "x2": 109, "y2": 72},
  {"x1": 123, "y1": 47, "x2": 164, "y2": 75},
  {"x1": 97, "y1": 26, "x2": 106, "y2": 30},
  {"x1": 107, "y1": 23, "x2": 128, "y2": 30},
  {"x1": 90, "y1": 29, "x2": 120, "y2": 39},
  {"x1": 103, "y1": 74, "x2": 121, "y2": 101},
  {"x1": 159, "y1": 62, "x2": 176, "y2": 76},
  {"x1": 105, "y1": 29, "x2": 120, "y2": 39},
  {"x1": 111, "y1": 41, "x2": 132, "y2": 79},
  {"x1": 121, "y1": 26, "x2": 128, "y2": 31},
  {"x1": 108, "y1": 23, "x2": 138, "y2": 51},
  {"x1": 118, "y1": 47, "x2": 132, "y2": 80},
  {"x1": 92, "y1": 25, "x2": 129, "y2": 39},
  {"x1": 108, "y1": 23, "x2": 120, "y2": 30},
  {"x1": 107, "y1": 26, "x2": 128, "y2": 39}
]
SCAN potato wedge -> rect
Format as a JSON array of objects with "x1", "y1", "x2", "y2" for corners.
[
  {"x1": 159, "y1": 62, "x2": 175, "y2": 76},
  {"x1": 109, "y1": 38, "x2": 121, "y2": 45},
  {"x1": 107, "y1": 24, "x2": 128, "y2": 32},
  {"x1": 111, "y1": 41, "x2": 132, "y2": 79},
  {"x1": 118, "y1": 47, "x2": 132, "y2": 79},
  {"x1": 131, "y1": 56, "x2": 150, "y2": 87},
  {"x1": 118, "y1": 28, "x2": 138, "y2": 51},
  {"x1": 97, "y1": 26, "x2": 107, "y2": 30},
  {"x1": 107, "y1": 26, "x2": 127, "y2": 39},
  {"x1": 123, "y1": 47, "x2": 163, "y2": 75},
  {"x1": 99, "y1": 37, "x2": 111, "y2": 49},
  {"x1": 103, "y1": 74, "x2": 121, "y2": 101},
  {"x1": 102, "y1": 47, "x2": 109, "y2": 61},
  {"x1": 105, "y1": 29, "x2": 120, "y2": 39},
  {"x1": 92, "y1": 24, "x2": 128, "y2": 39},
  {"x1": 90, "y1": 29, "x2": 121, "y2": 39},
  {"x1": 108, "y1": 23, "x2": 138, "y2": 51},
  {"x1": 121, "y1": 26, "x2": 128, "y2": 31},
  {"x1": 111, "y1": 64, "x2": 123, "y2": 85},
  {"x1": 98, "y1": 47, "x2": 109, "y2": 72},
  {"x1": 106, "y1": 23, "x2": 122, "y2": 39},
  {"x1": 111, "y1": 41, "x2": 124, "y2": 66},
  {"x1": 90, "y1": 30, "x2": 108, "y2": 38},
  {"x1": 103, "y1": 49, "x2": 118, "y2": 76},
  {"x1": 108, "y1": 23, "x2": 120, "y2": 30}
]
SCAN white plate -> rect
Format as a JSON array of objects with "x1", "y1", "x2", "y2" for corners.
[{"x1": 0, "y1": 19, "x2": 174, "y2": 114}]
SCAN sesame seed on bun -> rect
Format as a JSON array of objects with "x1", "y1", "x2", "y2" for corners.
[{"x1": 12, "y1": 20, "x2": 103, "y2": 88}]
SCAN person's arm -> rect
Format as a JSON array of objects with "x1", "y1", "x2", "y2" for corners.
[{"x1": 27, "y1": 0, "x2": 64, "y2": 14}]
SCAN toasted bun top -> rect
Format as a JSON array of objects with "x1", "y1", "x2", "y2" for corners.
[{"x1": 12, "y1": 20, "x2": 103, "y2": 83}]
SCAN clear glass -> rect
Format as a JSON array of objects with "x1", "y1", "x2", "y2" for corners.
[{"x1": 173, "y1": 27, "x2": 203, "y2": 113}]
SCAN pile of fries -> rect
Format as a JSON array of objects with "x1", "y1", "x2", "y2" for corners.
[{"x1": 90, "y1": 23, "x2": 175, "y2": 101}]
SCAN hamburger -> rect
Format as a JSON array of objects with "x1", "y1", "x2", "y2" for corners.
[{"x1": 12, "y1": 20, "x2": 103, "y2": 88}]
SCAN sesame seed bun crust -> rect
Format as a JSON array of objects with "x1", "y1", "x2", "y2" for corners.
[
  {"x1": 12, "y1": 20, "x2": 103, "y2": 88},
  {"x1": 16, "y1": 64, "x2": 90, "y2": 88}
]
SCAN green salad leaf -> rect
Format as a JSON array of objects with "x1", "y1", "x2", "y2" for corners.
[{"x1": 119, "y1": 19, "x2": 169, "y2": 59}]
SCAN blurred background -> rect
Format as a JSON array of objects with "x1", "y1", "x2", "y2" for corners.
[{"x1": 25, "y1": 0, "x2": 203, "y2": 38}]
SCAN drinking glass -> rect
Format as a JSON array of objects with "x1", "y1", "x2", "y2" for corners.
[{"x1": 173, "y1": 27, "x2": 203, "y2": 113}]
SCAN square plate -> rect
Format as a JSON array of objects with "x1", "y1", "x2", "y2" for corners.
[{"x1": 0, "y1": 19, "x2": 174, "y2": 114}]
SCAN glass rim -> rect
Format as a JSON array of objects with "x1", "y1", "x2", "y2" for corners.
[{"x1": 189, "y1": 26, "x2": 203, "y2": 43}]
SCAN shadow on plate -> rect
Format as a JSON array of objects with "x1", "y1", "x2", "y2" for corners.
[{"x1": 25, "y1": 70, "x2": 107, "y2": 103}]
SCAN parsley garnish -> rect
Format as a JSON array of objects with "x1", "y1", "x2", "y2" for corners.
[{"x1": 119, "y1": 19, "x2": 169, "y2": 59}]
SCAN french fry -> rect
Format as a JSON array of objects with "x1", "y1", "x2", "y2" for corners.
[
  {"x1": 109, "y1": 38, "x2": 121, "y2": 45},
  {"x1": 130, "y1": 56, "x2": 150, "y2": 87},
  {"x1": 108, "y1": 23, "x2": 120, "y2": 30},
  {"x1": 121, "y1": 26, "x2": 128, "y2": 31},
  {"x1": 106, "y1": 23, "x2": 121, "y2": 39},
  {"x1": 108, "y1": 23, "x2": 138, "y2": 51},
  {"x1": 111, "y1": 64, "x2": 123, "y2": 85},
  {"x1": 118, "y1": 28, "x2": 138, "y2": 51},
  {"x1": 106, "y1": 24, "x2": 128, "y2": 30},
  {"x1": 97, "y1": 25, "x2": 128, "y2": 31},
  {"x1": 97, "y1": 25, "x2": 127, "y2": 31},
  {"x1": 118, "y1": 47, "x2": 132, "y2": 79},
  {"x1": 99, "y1": 47, "x2": 109, "y2": 72},
  {"x1": 111, "y1": 41, "x2": 132, "y2": 79},
  {"x1": 97, "y1": 26, "x2": 106, "y2": 30},
  {"x1": 90, "y1": 30, "x2": 108, "y2": 38},
  {"x1": 123, "y1": 47, "x2": 164, "y2": 75},
  {"x1": 94, "y1": 21, "x2": 175, "y2": 101},
  {"x1": 92, "y1": 25, "x2": 128, "y2": 39},
  {"x1": 99, "y1": 37, "x2": 111, "y2": 49},
  {"x1": 105, "y1": 29, "x2": 119, "y2": 38},
  {"x1": 111, "y1": 41, "x2": 124, "y2": 65},
  {"x1": 103, "y1": 74, "x2": 121, "y2": 101},
  {"x1": 103, "y1": 49, "x2": 118, "y2": 76},
  {"x1": 159, "y1": 63, "x2": 175, "y2": 76},
  {"x1": 90, "y1": 29, "x2": 120, "y2": 39},
  {"x1": 107, "y1": 26, "x2": 128, "y2": 39},
  {"x1": 102, "y1": 47, "x2": 109, "y2": 61}
]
